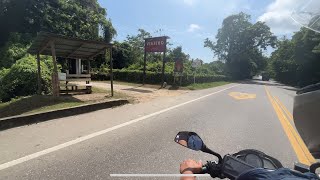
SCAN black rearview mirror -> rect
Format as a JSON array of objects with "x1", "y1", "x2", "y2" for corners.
[{"x1": 174, "y1": 131, "x2": 204, "y2": 151}]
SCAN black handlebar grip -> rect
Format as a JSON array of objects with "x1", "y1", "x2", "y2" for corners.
[{"x1": 201, "y1": 166, "x2": 208, "y2": 174}]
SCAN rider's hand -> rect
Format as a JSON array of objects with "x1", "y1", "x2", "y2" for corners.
[{"x1": 180, "y1": 159, "x2": 203, "y2": 180}]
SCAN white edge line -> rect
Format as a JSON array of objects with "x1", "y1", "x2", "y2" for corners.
[
  {"x1": 0, "y1": 84, "x2": 239, "y2": 171},
  {"x1": 110, "y1": 174, "x2": 211, "y2": 177}
]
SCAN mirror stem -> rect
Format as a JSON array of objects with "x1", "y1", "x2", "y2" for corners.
[{"x1": 202, "y1": 145, "x2": 223, "y2": 163}]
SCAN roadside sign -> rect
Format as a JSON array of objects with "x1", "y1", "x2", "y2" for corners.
[
  {"x1": 174, "y1": 59, "x2": 184, "y2": 73},
  {"x1": 58, "y1": 72, "x2": 66, "y2": 81},
  {"x1": 192, "y1": 59, "x2": 202, "y2": 68},
  {"x1": 144, "y1": 37, "x2": 167, "y2": 52},
  {"x1": 143, "y1": 36, "x2": 170, "y2": 87}
]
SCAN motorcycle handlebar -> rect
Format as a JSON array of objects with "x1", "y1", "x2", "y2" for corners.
[{"x1": 200, "y1": 161, "x2": 223, "y2": 178}]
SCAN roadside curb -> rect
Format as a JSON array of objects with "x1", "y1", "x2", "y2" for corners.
[{"x1": 0, "y1": 99, "x2": 129, "y2": 131}]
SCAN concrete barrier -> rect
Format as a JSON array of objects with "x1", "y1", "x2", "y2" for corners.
[{"x1": 0, "y1": 99, "x2": 129, "y2": 131}]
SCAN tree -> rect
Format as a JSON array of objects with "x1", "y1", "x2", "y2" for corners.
[
  {"x1": 270, "y1": 28, "x2": 320, "y2": 87},
  {"x1": 0, "y1": 0, "x2": 116, "y2": 44},
  {"x1": 167, "y1": 46, "x2": 190, "y2": 63},
  {"x1": 111, "y1": 41, "x2": 136, "y2": 69},
  {"x1": 0, "y1": 0, "x2": 116, "y2": 69},
  {"x1": 292, "y1": 28, "x2": 320, "y2": 86},
  {"x1": 204, "y1": 12, "x2": 276, "y2": 79},
  {"x1": 125, "y1": 29, "x2": 152, "y2": 63},
  {"x1": 269, "y1": 37, "x2": 297, "y2": 85}
]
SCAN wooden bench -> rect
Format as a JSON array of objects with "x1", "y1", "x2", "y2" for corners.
[{"x1": 59, "y1": 73, "x2": 92, "y2": 94}]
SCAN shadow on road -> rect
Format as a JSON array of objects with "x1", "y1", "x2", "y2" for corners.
[
  {"x1": 280, "y1": 87, "x2": 298, "y2": 92},
  {"x1": 240, "y1": 80, "x2": 285, "y2": 87},
  {"x1": 240, "y1": 80, "x2": 299, "y2": 93}
]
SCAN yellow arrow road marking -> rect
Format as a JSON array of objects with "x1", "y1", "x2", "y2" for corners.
[
  {"x1": 264, "y1": 86, "x2": 316, "y2": 165},
  {"x1": 229, "y1": 92, "x2": 256, "y2": 100}
]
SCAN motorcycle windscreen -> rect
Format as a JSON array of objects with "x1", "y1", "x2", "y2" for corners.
[{"x1": 294, "y1": 86, "x2": 320, "y2": 159}]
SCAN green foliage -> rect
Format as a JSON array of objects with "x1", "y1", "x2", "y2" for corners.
[
  {"x1": 124, "y1": 29, "x2": 152, "y2": 63},
  {"x1": 112, "y1": 41, "x2": 137, "y2": 69},
  {"x1": 126, "y1": 61, "x2": 174, "y2": 73},
  {"x1": 0, "y1": 55, "x2": 52, "y2": 102},
  {"x1": 167, "y1": 46, "x2": 190, "y2": 62},
  {"x1": 92, "y1": 69, "x2": 228, "y2": 85},
  {"x1": 0, "y1": 68, "x2": 9, "y2": 83},
  {"x1": 0, "y1": 0, "x2": 116, "y2": 80},
  {"x1": 0, "y1": 33, "x2": 33, "y2": 68},
  {"x1": 205, "y1": 12, "x2": 276, "y2": 79},
  {"x1": 0, "y1": 0, "x2": 116, "y2": 44},
  {"x1": 270, "y1": 28, "x2": 320, "y2": 87}
]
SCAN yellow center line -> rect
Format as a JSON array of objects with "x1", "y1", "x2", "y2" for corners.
[
  {"x1": 264, "y1": 86, "x2": 316, "y2": 165},
  {"x1": 274, "y1": 96, "x2": 294, "y2": 121}
]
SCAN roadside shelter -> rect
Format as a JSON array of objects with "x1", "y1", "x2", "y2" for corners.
[{"x1": 28, "y1": 32, "x2": 113, "y2": 97}]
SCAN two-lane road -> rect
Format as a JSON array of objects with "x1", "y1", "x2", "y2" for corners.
[{"x1": 0, "y1": 81, "x2": 313, "y2": 179}]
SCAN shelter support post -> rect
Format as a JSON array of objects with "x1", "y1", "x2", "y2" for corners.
[
  {"x1": 161, "y1": 49, "x2": 167, "y2": 88},
  {"x1": 36, "y1": 53, "x2": 41, "y2": 94},
  {"x1": 107, "y1": 48, "x2": 114, "y2": 97},
  {"x1": 50, "y1": 41, "x2": 59, "y2": 97},
  {"x1": 143, "y1": 50, "x2": 147, "y2": 85},
  {"x1": 88, "y1": 60, "x2": 91, "y2": 74}
]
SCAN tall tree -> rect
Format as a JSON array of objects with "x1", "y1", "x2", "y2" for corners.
[
  {"x1": 0, "y1": 0, "x2": 116, "y2": 68},
  {"x1": 204, "y1": 12, "x2": 276, "y2": 79},
  {"x1": 111, "y1": 41, "x2": 136, "y2": 69},
  {"x1": 0, "y1": 0, "x2": 116, "y2": 45},
  {"x1": 270, "y1": 28, "x2": 320, "y2": 87},
  {"x1": 125, "y1": 29, "x2": 152, "y2": 63},
  {"x1": 167, "y1": 46, "x2": 190, "y2": 62}
]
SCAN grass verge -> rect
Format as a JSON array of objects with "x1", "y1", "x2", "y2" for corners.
[
  {"x1": 0, "y1": 87, "x2": 131, "y2": 118},
  {"x1": 0, "y1": 96, "x2": 84, "y2": 118},
  {"x1": 93, "y1": 80, "x2": 162, "y2": 89},
  {"x1": 185, "y1": 81, "x2": 230, "y2": 90}
]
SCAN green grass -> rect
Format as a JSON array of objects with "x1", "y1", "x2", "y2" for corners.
[
  {"x1": 93, "y1": 80, "x2": 162, "y2": 89},
  {"x1": 0, "y1": 95, "x2": 84, "y2": 118},
  {"x1": 92, "y1": 87, "x2": 108, "y2": 93},
  {"x1": 0, "y1": 88, "x2": 131, "y2": 118},
  {"x1": 25, "y1": 102, "x2": 84, "y2": 115},
  {"x1": 91, "y1": 87, "x2": 132, "y2": 100},
  {"x1": 186, "y1": 81, "x2": 230, "y2": 90}
]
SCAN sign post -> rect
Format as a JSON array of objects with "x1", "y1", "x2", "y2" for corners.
[
  {"x1": 161, "y1": 48, "x2": 167, "y2": 87},
  {"x1": 143, "y1": 36, "x2": 169, "y2": 87},
  {"x1": 191, "y1": 59, "x2": 202, "y2": 84},
  {"x1": 174, "y1": 58, "x2": 184, "y2": 86}
]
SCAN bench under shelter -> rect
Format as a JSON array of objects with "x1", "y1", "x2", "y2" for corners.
[{"x1": 28, "y1": 32, "x2": 114, "y2": 97}]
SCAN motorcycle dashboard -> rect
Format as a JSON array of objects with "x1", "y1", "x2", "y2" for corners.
[
  {"x1": 221, "y1": 149, "x2": 283, "y2": 179},
  {"x1": 233, "y1": 149, "x2": 283, "y2": 169}
]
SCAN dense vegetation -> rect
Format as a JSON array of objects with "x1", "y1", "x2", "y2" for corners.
[
  {"x1": 204, "y1": 12, "x2": 276, "y2": 79},
  {"x1": 0, "y1": 55, "x2": 53, "y2": 102},
  {"x1": 1, "y1": 2, "x2": 319, "y2": 103},
  {"x1": 0, "y1": 0, "x2": 115, "y2": 102},
  {"x1": 92, "y1": 69, "x2": 228, "y2": 85},
  {"x1": 268, "y1": 28, "x2": 320, "y2": 87}
]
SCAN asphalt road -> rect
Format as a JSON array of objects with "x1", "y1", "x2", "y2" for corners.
[{"x1": 0, "y1": 80, "x2": 309, "y2": 179}]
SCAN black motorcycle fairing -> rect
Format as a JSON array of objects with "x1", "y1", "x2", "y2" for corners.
[{"x1": 232, "y1": 149, "x2": 283, "y2": 169}]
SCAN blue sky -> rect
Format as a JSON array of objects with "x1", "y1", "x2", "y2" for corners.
[{"x1": 98, "y1": 0, "x2": 302, "y2": 63}]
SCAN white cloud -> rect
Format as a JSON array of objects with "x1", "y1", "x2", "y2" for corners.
[
  {"x1": 188, "y1": 24, "x2": 201, "y2": 32},
  {"x1": 258, "y1": 0, "x2": 302, "y2": 35}
]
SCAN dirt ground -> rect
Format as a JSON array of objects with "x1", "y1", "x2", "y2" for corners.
[{"x1": 91, "y1": 81, "x2": 190, "y2": 103}]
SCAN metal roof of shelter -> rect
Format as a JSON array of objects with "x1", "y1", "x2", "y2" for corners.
[{"x1": 28, "y1": 32, "x2": 112, "y2": 59}]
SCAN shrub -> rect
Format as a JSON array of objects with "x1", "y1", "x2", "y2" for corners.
[
  {"x1": 91, "y1": 69, "x2": 228, "y2": 85},
  {"x1": 0, "y1": 33, "x2": 33, "y2": 69},
  {"x1": 0, "y1": 55, "x2": 52, "y2": 102}
]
